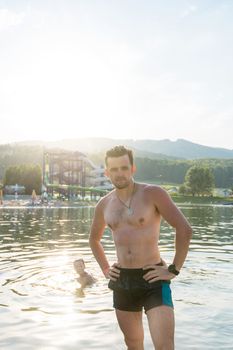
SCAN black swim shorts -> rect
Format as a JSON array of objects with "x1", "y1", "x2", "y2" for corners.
[{"x1": 108, "y1": 261, "x2": 174, "y2": 313}]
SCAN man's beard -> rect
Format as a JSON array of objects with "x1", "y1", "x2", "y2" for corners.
[{"x1": 113, "y1": 178, "x2": 131, "y2": 189}]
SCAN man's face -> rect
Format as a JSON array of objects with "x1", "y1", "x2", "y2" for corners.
[
  {"x1": 73, "y1": 259, "x2": 85, "y2": 273},
  {"x1": 105, "y1": 154, "x2": 135, "y2": 189}
]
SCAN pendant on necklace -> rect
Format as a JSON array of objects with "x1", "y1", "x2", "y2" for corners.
[{"x1": 128, "y1": 207, "x2": 134, "y2": 215}]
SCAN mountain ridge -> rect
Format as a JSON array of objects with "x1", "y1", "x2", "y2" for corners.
[{"x1": 6, "y1": 137, "x2": 233, "y2": 159}]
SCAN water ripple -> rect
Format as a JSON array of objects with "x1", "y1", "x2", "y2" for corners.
[{"x1": 0, "y1": 206, "x2": 232, "y2": 349}]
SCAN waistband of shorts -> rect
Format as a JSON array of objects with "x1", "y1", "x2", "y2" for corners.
[{"x1": 119, "y1": 260, "x2": 163, "y2": 274}]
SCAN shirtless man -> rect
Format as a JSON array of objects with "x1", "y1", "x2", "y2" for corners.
[
  {"x1": 89, "y1": 146, "x2": 192, "y2": 350},
  {"x1": 73, "y1": 259, "x2": 96, "y2": 288}
]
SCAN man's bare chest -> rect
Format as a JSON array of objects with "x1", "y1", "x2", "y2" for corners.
[{"x1": 104, "y1": 200, "x2": 159, "y2": 231}]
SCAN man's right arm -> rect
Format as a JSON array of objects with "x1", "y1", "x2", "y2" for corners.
[{"x1": 89, "y1": 199, "x2": 110, "y2": 278}]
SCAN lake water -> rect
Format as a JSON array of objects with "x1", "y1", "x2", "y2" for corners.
[{"x1": 0, "y1": 204, "x2": 232, "y2": 349}]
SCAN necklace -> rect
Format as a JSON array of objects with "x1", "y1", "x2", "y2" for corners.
[{"x1": 116, "y1": 182, "x2": 136, "y2": 216}]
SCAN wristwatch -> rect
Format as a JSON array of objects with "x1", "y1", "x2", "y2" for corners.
[{"x1": 168, "y1": 264, "x2": 180, "y2": 276}]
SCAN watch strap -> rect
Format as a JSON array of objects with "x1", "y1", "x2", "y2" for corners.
[{"x1": 168, "y1": 264, "x2": 180, "y2": 276}]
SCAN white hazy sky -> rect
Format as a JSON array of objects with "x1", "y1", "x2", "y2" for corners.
[{"x1": 0, "y1": 0, "x2": 233, "y2": 149}]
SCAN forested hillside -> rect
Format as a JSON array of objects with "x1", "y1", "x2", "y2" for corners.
[
  {"x1": 0, "y1": 145, "x2": 43, "y2": 180},
  {"x1": 134, "y1": 158, "x2": 233, "y2": 187},
  {"x1": 0, "y1": 145, "x2": 233, "y2": 188}
]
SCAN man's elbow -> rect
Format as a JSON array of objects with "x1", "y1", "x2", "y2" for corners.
[
  {"x1": 185, "y1": 224, "x2": 192, "y2": 238},
  {"x1": 176, "y1": 223, "x2": 192, "y2": 238},
  {"x1": 89, "y1": 236, "x2": 99, "y2": 248}
]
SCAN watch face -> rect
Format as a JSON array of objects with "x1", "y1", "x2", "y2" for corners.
[{"x1": 168, "y1": 264, "x2": 179, "y2": 275}]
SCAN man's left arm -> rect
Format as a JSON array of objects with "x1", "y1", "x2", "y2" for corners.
[{"x1": 153, "y1": 186, "x2": 192, "y2": 273}]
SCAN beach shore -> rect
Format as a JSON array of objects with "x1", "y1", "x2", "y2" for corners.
[
  {"x1": 1, "y1": 194, "x2": 233, "y2": 208},
  {"x1": 0, "y1": 195, "x2": 97, "y2": 208}
]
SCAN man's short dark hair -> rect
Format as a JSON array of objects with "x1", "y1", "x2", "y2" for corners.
[{"x1": 105, "y1": 145, "x2": 134, "y2": 166}]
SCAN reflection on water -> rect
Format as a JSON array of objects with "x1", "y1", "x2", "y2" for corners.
[{"x1": 0, "y1": 205, "x2": 232, "y2": 349}]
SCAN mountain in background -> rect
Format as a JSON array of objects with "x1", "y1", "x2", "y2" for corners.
[
  {"x1": 14, "y1": 138, "x2": 233, "y2": 160},
  {"x1": 1, "y1": 139, "x2": 233, "y2": 187}
]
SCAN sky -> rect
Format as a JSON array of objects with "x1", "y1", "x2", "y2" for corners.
[{"x1": 0, "y1": 0, "x2": 233, "y2": 149}]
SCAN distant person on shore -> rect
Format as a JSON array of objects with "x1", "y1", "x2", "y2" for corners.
[
  {"x1": 41, "y1": 191, "x2": 48, "y2": 204},
  {"x1": 31, "y1": 189, "x2": 37, "y2": 205},
  {"x1": 89, "y1": 145, "x2": 192, "y2": 350},
  {"x1": 73, "y1": 259, "x2": 96, "y2": 288}
]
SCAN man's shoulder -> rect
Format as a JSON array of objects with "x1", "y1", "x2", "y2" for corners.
[
  {"x1": 78, "y1": 274, "x2": 96, "y2": 288},
  {"x1": 141, "y1": 184, "x2": 170, "y2": 203},
  {"x1": 96, "y1": 190, "x2": 114, "y2": 209},
  {"x1": 141, "y1": 183, "x2": 166, "y2": 194}
]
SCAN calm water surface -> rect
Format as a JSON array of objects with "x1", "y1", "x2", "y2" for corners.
[{"x1": 0, "y1": 204, "x2": 232, "y2": 349}]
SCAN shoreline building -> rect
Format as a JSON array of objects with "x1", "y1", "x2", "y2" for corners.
[{"x1": 43, "y1": 149, "x2": 112, "y2": 198}]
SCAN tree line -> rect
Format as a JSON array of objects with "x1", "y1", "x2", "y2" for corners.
[
  {"x1": 0, "y1": 145, "x2": 233, "y2": 195},
  {"x1": 3, "y1": 164, "x2": 42, "y2": 194},
  {"x1": 134, "y1": 158, "x2": 233, "y2": 188},
  {"x1": 2, "y1": 162, "x2": 220, "y2": 197},
  {"x1": 179, "y1": 166, "x2": 215, "y2": 196}
]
